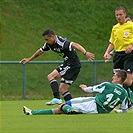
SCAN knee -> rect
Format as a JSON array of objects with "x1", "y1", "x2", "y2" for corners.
[
  {"x1": 47, "y1": 73, "x2": 53, "y2": 81},
  {"x1": 47, "y1": 74, "x2": 51, "y2": 80}
]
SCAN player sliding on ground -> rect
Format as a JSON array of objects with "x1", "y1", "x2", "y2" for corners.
[{"x1": 23, "y1": 70, "x2": 129, "y2": 115}]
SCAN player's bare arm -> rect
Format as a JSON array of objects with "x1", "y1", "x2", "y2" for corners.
[
  {"x1": 104, "y1": 43, "x2": 114, "y2": 63},
  {"x1": 71, "y1": 42, "x2": 95, "y2": 61},
  {"x1": 20, "y1": 49, "x2": 43, "y2": 64},
  {"x1": 79, "y1": 84, "x2": 87, "y2": 90}
]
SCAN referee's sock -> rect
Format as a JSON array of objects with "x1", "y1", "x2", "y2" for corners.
[{"x1": 50, "y1": 79, "x2": 60, "y2": 99}]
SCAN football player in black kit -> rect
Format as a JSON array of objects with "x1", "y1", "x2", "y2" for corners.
[{"x1": 20, "y1": 29, "x2": 95, "y2": 105}]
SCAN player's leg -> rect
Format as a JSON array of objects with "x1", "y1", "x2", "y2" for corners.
[
  {"x1": 123, "y1": 73, "x2": 133, "y2": 108},
  {"x1": 132, "y1": 73, "x2": 133, "y2": 80},
  {"x1": 59, "y1": 82, "x2": 72, "y2": 101},
  {"x1": 123, "y1": 52, "x2": 133, "y2": 91},
  {"x1": 60, "y1": 103, "x2": 82, "y2": 114},
  {"x1": 123, "y1": 73, "x2": 133, "y2": 90},
  {"x1": 46, "y1": 69, "x2": 62, "y2": 105},
  {"x1": 23, "y1": 106, "x2": 63, "y2": 115},
  {"x1": 59, "y1": 67, "x2": 80, "y2": 101},
  {"x1": 123, "y1": 53, "x2": 133, "y2": 108},
  {"x1": 23, "y1": 103, "x2": 81, "y2": 115},
  {"x1": 46, "y1": 64, "x2": 73, "y2": 105},
  {"x1": 126, "y1": 88, "x2": 133, "y2": 109},
  {"x1": 68, "y1": 97, "x2": 98, "y2": 114}
]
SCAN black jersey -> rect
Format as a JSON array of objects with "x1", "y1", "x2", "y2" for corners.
[{"x1": 40, "y1": 35, "x2": 81, "y2": 68}]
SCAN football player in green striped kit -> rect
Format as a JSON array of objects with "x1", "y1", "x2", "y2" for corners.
[{"x1": 23, "y1": 70, "x2": 129, "y2": 115}]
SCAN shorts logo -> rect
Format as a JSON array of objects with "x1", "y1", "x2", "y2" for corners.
[
  {"x1": 127, "y1": 69, "x2": 131, "y2": 72},
  {"x1": 124, "y1": 32, "x2": 129, "y2": 38}
]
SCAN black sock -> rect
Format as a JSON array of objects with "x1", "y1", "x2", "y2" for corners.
[
  {"x1": 50, "y1": 79, "x2": 60, "y2": 99},
  {"x1": 62, "y1": 91, "x2": 72, "y2": 101}
]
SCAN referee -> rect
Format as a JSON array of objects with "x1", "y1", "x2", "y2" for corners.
[{"x1": 104, "y1": 6, "x2": 133, "y2": 100}]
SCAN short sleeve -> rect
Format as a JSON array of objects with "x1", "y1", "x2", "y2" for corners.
[{"x1": 40, "y1": 43, "x2": 50, "y2": 51}]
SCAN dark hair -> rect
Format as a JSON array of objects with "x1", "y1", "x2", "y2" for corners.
[
  {"x1": 42, "y1": 29, "x2": 55, "y2": 36},
  {"x1": 115, "y1": 6, "x2": 126, "y2": 13},
  {"x1": 125, "y1": 15, "x2": 132, "y2": 20},
  {"x1": 115, "y1": 70, "x2": 127, "y2": 83}
]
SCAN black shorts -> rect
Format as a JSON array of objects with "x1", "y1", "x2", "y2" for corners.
[
  {"x1": 113, "y1": 51, "x2": 133, "y2": 73},
  {"x1": 56, "y1": 63, "x2": 81, "y2": 84}
]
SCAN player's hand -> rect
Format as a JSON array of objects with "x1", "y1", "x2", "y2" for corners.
[
  {"x1": 113, "y1": 108, "x2": 118, "y2": 113},
  {"x1": 103, "y1": 53, "x2": 112, "y2": 63},
  {"x1": 85, "y1": 52, "x2": 95, "y2": 61},
  {"x1": 125, "y1": 45, "x2": 133, "y2": 54},
  {"x1": 19, "y1": 58, "x2": 30, "y2": 64},
  {"x1": 113, "y1": 108, "x2": 123, "y2": 113},
  {"x1": 79, "y1": 84, "x2": 87, "y2": 90}
]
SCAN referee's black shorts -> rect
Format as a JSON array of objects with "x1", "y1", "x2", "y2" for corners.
[{"x1": 113, "y1": 51, "x2": 133, "y2": 73}]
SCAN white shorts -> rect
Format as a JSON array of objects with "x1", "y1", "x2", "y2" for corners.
[{"x1": 70, "y1": 97, "x2": 98, "y2": 114}]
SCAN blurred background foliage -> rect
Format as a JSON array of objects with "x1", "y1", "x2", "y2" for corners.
[{"x1": 0, "y1": 0, "x2": 133, "y2": 100}]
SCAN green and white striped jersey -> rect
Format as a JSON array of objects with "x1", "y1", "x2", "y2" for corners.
[{"x1": 85, "y1": 82, "x2": 128, "y2": 113}]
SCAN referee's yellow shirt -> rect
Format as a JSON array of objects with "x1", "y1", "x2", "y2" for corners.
[{"x1": 109, "y1": 21, "x2": 133, "y2": 52}]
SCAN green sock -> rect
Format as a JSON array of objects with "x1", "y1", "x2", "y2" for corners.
[
  {"x1": 62, "y1": 105, "x2": 75, "y2": 114},
  {"x1": 31, "y1": 109, "x2": 54, "y2": 115}
]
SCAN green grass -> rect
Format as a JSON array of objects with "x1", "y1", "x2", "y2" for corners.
[
  {"x1": 1, "y1": 0, "x2": 133, "y2": 60},
  {"x1": 1, "y1": 100, "x2": 133, "y2": 133},
  {"x1": 1, "y1": 62, "x2": 113, "y2": 100},
  {"x1": 1, "y1": 0, "x2": 133, "y2": 99},
  {"x1": 1, "y1": 1, "x2": 133, "y2": 132}
]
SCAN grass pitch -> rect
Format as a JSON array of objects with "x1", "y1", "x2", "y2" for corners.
[{"x1": 0, "y1": 100, "x2": 133, "y2": 133}]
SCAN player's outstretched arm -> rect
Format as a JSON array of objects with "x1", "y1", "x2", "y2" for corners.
[
  {"x1": 79, "y1": 84, "x2": 93, "y2": 93},
  {"x1": 71, "y1": 42, "x2": 95, "y2": 61},
  {"x1": 20, "y1": 49, "x2": 43, "y2": 64},
  {"x1": 113, "y1": 108, "x2": 128, "y2": 113},
  {"x1": 79, "y1": 84, "x2": 88, "y2": 91}
]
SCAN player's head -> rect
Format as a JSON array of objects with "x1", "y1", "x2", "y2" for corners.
[
  {"x1": 42, "y1": 29, "x2": 56, "y2": 45},
  {"x1": 115, "y1": 6, "x2": 126, "y2": 24},
  {"x1": 112, "y1": 70, "x2": 127, "y2": 84}
]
